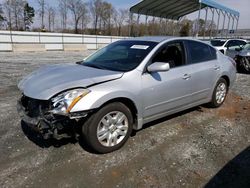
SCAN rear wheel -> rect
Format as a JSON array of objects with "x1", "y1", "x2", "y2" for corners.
[
  {"x1": 209, "y1": 78, "x2": 228, "y2": 108},
  {"x1": 82, "y1": 102, "x2": 133, "y2": 153}
]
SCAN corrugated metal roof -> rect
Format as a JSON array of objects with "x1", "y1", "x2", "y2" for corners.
[
  {"x1": 201, "y1": 0, "x2": 239, "y2": 16},
  {"x1": 130, "y1": 0, "x2": 239, "y2": 20}
]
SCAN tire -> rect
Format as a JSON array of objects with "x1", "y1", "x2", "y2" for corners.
[
  {"x1": 82, "y1": 102, "x2": 133, "y2": 153},
  {"x1": 240, "y1": 57, "x2": 250, "y2": 74},
  {"x1": 236, "y1": 63, "x2": 243, "y2": 73},
  {"x1": 209, "y1": 78, "x2": 228, "y2": 108}
]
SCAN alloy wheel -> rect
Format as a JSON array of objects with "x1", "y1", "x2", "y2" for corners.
[
  {"x1": 97, "y1": 111, "x2": 129, "y2": 147},
  {"x1": 215, "y1": 82, "x2": 227, "y2": 104}
]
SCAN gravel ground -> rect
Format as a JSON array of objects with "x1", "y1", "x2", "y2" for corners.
[{"x1": 0, "y1": 51, "x2": 250, "y2": 188}]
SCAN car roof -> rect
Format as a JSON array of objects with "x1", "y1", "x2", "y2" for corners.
[
  {"x1": 212, "y1": 38, "x2": 246, "y2": 41},
  {"x1": 127, "y1": 36, "x2": 175, "y2": 43},
  {"x1": 124, "y1": 36, "x2": 215, "y2": 48},
  {"x1": 212, "y1": 39, "x2": 227, "y2": 41}
]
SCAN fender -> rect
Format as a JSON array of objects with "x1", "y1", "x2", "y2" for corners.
[{"x1": 71, "y1": 88, "x2": 144, "y2": 130}]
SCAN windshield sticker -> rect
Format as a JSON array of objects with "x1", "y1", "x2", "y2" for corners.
[{"x1": 130, "y1": 45, "x2": 149, "y2": 50}]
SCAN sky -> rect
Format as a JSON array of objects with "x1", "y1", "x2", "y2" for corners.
[{"x1": 1, "y1": 0, "x2": 250, "y2": 29}]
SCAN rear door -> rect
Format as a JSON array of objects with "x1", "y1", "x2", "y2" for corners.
[{"x1": 185, "y1": 40, "x2": 219, "y2": 103}]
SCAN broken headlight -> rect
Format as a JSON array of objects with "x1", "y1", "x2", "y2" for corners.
[{"x1": 50, "y1": 89, "x2": 90, "y2": 115}]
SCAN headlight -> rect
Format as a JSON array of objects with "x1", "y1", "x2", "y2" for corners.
[{"x1": 50, "y1": 89, "x2": 90, "y2": 115}]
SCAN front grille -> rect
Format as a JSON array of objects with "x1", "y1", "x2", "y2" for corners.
[{"x1": 20, "y1": 95, "x2": 50, "y2": 118}]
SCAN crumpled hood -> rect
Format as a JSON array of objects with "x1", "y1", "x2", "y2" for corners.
[
  {"x1": 239, "y1": 49, "x2": 250, "y2": 57},
  {"x1": 18, "y1": 64, "x2": 123, "y2": 100}
]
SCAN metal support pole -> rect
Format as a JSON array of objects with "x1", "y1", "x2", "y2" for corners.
[
  {"x1": 95, "y1": 35, "x2": 98, "y2": 49},
  {"x1": 226, "y1": 13, "x2": 231, "y2": 39},
  {"x1": 231, "y1": 15, "x2": 235, "y2": 38},
  {"x1": 39, "y1": 31, "x2": 41, "y2": 43},
  {"x1": 9, "y1": 25, "x2": 13, "y2": 51},
  {"x1": 129, "y1": 12, "x2": 133, "y2": 37},
  {"x1": 203, "y1": 7, "x2": 208, "y2": 39},
  {"x1": 210, "y1": 8, "x2": 215, "y2": 39},
  {"x1": 235, "y1": 16, "x2": 239, "y2": 38},
  {"x1": 136, "y1": 14, "x2": 141, "y2": 36},
  {"x1": 145, "y1": 15, "x2": 149, "y2": 35},
  {"x1": 165, "y1": 18, "x2": 169, "y2": 35},
  {"x1": 216, "y1": 9, "x2": 221, "y2": 37},
  {"x1": 152, "y1": 16, "x2": 155, "y2": 24},
  {"x1": 159, "y1": 17, "x2": 163, "y2": 35},
  {"x1": 172, "y1": 19, "x2": 175, "y2": 36},
  {"x1": 62, "y1": 32, "x2": 64, "y2": 50},
  {"x1": 177, "y1": 17, "x2": 182, "y2": 36},
  {"x1": 196, "y1": 2, "x2": 202, "y2": 37},
  {"x1": 221, "y1": 11, "x2": 226, "y2": 38}
]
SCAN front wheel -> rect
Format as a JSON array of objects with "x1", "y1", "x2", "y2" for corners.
[
  {"x1": 209, "y1": 78, "x2": 228, "y2": 108},
  {"x1": 82, "y1": 102, "x2": 133, "y2": 153}
]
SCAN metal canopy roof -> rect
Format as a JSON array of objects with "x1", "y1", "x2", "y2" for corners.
[{"x1": 130, "y1": 0, "x2": 240, "y2": 20}]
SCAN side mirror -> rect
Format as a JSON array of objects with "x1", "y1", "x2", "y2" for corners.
[{"x1": 147, "y1": 62, "x2": 170, "y2": 73}]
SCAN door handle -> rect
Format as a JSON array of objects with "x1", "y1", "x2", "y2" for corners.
[
  {"x1": 182, "y1": 74, "x2": 191, "y2": 80},
  {"x1": 214, "y1": 65, "x2": 220, "y2": 70}
]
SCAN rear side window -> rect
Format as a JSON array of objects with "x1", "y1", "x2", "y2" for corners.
[
  {"x1": 187, "y1": 41, "x2": 216, "y2": 64},
  {"x1": 209, "y1": 46, "x2": 217, "y2": 60}
]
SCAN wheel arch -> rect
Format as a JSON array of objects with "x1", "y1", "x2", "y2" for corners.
[
  {"x1": 98, "y1": 97, "x2": 139, "y2": 130},
  {"x1": 221, "y1": 75, "x2": 230, "y2": 87}
]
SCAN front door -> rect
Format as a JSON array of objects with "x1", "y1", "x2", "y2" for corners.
[{"x1": 141, "y1": 41, "x2": 193, "y2": 120}]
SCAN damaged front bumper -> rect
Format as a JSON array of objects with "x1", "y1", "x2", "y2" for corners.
[{"x1": 17, "y1": 95, "x2": 90, "y2": 140}]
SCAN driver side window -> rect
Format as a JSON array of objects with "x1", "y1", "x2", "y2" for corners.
[{"x1": 152, "y1": 42, "x2": 185, "y2": 68}]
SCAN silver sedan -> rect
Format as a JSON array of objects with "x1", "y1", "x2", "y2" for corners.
[{"x1": 17, "y1": 37, "x2": 237, "y2": 153}]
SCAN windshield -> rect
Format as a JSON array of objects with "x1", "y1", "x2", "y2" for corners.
[
  {"x1": 82, "y1": 40, "x2": 157, "y2": 72},
  {"x1": 210, "y1": 40, "x2": 226, "y2": 47},
  {"x1": 243, "y1": 43, "x2": 250, "y2": 50}
]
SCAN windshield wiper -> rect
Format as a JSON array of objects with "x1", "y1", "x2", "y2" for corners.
[
  {"x1": 76, "y1": 60, "x2": 84, "y2": 65},
  {"x1": 83, "y1": 63, "x2": 106, "y2": 70}
]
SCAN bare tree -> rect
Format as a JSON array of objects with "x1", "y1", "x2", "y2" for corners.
[
  {"x1": 67, "y1": 0, "x2": 88, "y2": 34},
  {"x1": 58, "y1": 0, "x2": 68, "y2": 31},
  {"x1": 97, "y1": 1, "x2": 113, "y2": 35},
  {"x1": 3, "y1": 0, "x2": 12, "y2": 30},
  {"x1": 113, "y1": 8, "x2": 128, "y2": 36},
  {"x1": 4, "y1": 0, "x2": 26, "y2": 30},
  {"x1": 14, "y1": 0, "x2": 25, "y2": 30},
  {"x1": 0, "y1": 3, "x2": 6, "y2": 29},
  {"x1": 37, "y1": 0, "x2": 45, "y2": 29},
  {"x1": 80, "y1": 11, "x2": 89, "y2": 34},
  {"x1": 47, "y1": 6, "x2": 55, "y2": 31},
  {"x1": 89, "y1": 0, "x2": 102, "y2": 34}
]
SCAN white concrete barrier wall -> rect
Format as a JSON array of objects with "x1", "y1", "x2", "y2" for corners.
[{"x1": 0, "y1": 30, "x2": 127, "y2": 52}]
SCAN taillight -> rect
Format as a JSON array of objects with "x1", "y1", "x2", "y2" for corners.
[{"x1": 228, "y1": 57, "x2": 236, "y2": 68}]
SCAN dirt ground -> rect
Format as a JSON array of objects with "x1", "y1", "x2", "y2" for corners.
[{"x1": 0, "y1": 51, "x2": 250, "y2": 188}]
